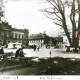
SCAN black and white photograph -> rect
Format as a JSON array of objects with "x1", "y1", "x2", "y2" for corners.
[{"x1": 0, "y1": 0, "x2": 80, "y2": 80}]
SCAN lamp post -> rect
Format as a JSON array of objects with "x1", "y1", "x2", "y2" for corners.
[{"x1": 49, "y1": 51, "x2": 52, "y2": 75}]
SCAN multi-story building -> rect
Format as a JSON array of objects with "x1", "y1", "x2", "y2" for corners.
[
  {"x1": 11, "y1": 28, "x2": 29, "y2": 46},
  {"x1": 29, "y1": 32, "x2": 63, "y2": 48},
  {"x1": 0, "y1": 21, "x2": 29, "y2": 47},
  {"x1": 0, "y1": 22, "x2": 12, "y2": 46},
  {"x1": 29, "y1": 32, "x2": 46, "y2": 48},
  {"x1": 55, "y1": 37, "x2": 63, "y2": 48}
]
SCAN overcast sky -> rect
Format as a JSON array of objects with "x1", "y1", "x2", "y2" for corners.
[{"x1": 2, "y1": 0, "x2": 59, "y2": 37}]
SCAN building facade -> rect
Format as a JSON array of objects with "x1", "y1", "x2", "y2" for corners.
[
  {"x1": 29, "y1": 33, "x2": 45, "y2": 48},
  {"x1": 56, "y1": 37, "x2": 63, "y2": 48},
  {"x1": 11, "y1": 28, "x2": 29, "y2": 47},
  {"x1": 0, "y1": 22, "x2": 12, "y2": 46},
  {"x1": 29, "y1": 32, "x2": 63, "y2": 48},
  {"x1": 0, "y1": 21, "x2": 29, "y2": 47}
]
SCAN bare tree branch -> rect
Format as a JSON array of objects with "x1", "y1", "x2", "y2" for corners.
[
  {"x1": 42, "y1": 8, "x2": 63, "y2": 21},
  {"x1": 54, "y1": 11, "x2": 62, "y2": 20},
  {"x1": 54, "y1": 22, "x2": 63, "y2": 27},
  {"x1": 59, "y1": 0, "x2": 65, "y2": 12},
  {"x1": 43, "y1": 0, "x2": 73, "y2": 46},
  {"x1": 51, "y1": 0, "x2": 59, "y2": 7},
  {"x1": 47, "y1": 0, "x2": 59, "y2": 11},
  {"x1": 46, "y1": 16, "x2": 62, "y2": 22},
  {"x1": 43, "y1": 9, "x2": 59, "y2": 14}
]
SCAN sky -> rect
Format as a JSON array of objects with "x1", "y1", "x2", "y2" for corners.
[{"x1": 2, "y1": 0, "x2": 59, "y2": 37}]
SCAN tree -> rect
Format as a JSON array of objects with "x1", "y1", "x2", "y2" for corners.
[
  {"x1": 43, "y1": 0, "x2": 80, "y2": 49},
  {"x1": 0, "y1": 0, "x2": 4, "y2": 21}
]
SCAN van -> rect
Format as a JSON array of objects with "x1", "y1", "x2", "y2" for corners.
[{"x1": 8, "y1": 43, "x2": 22, "y2": 49}]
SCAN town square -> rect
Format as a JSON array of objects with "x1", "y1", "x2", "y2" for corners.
[{"x1": 0, "y1": 0, "x2": 80, "y2": 79}]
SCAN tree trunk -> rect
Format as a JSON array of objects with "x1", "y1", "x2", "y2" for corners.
[
  {"x1": 77, "y1": 0, "x2": 80, "y2": 48},
  {"x1": 62, "y1": 13, "x2": 72, "y2": 46}
]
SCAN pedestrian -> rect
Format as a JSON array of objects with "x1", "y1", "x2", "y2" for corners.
[
  {"x1": 19, "y1": 48, "x2": 25, "y2": 61},
  {"x1": 15, "y1": 48, "x2": 21, "y2": 57},
  {"x1": 0, "y1": 47, "x2": 5, "y2": 59},
  {"x1": 78, "y1": 47, "x2": 80, "y2": 53},
  {"x1": 33, "y1": 44, "x2": 36, "y2": 51},
  {"x1": 37, "y1": 44, "x2": 40, "y2": 51},
  {"x1": 66, "y1": 46, "x2": 70, "y2": 54},
  {"x1": 13, "y1": 44, "x2": 16, "y2": 49},
  {"x1": 0, "y1": 47, "x2": 4, "y2": 54},
  {"x1": 19, "y1": 48, "x2": 24, "y2": 57}
]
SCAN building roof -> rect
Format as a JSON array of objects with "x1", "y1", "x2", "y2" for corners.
[
  {"x1": 55, "y1": 37, "x2": 63, "y2": 42},
  {"x1": 29, "y1": 33, "x2": 46, "y2": 39},
  {"x1": 0, "y1": 22, "x2": 12, "y2": 30},
  {"x1": 0, "y1": 21, "x2": 28, "y2": 33},
  {"x1": 12, "y1": 28, "x2": 28, "y2": 32}
]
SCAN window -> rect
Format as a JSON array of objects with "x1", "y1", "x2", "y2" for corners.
[
  {"x1": 22, "y1": 34, "x2": 24, "y2": 39},
  {"x1": 19, "y1": 34, "x2": 20, "y2": 39},
  {"x1": 20, "y1": 34, "x2": 22, "y2": 39},
  {"x1": 15, "y1": 33, "x2": 17, "y2": 38},
  {"x1": 17, "y1": 34, "x2": 19, "y2": 38}
]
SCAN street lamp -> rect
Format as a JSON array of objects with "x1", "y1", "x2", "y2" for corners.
[{"x1": 49, "y1": 51, "x2": 52, "y2": 75}]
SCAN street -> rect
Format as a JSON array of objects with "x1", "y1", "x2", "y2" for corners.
[{"x1": 3, "y1": 48, "x2": 80, "y2": 58}]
